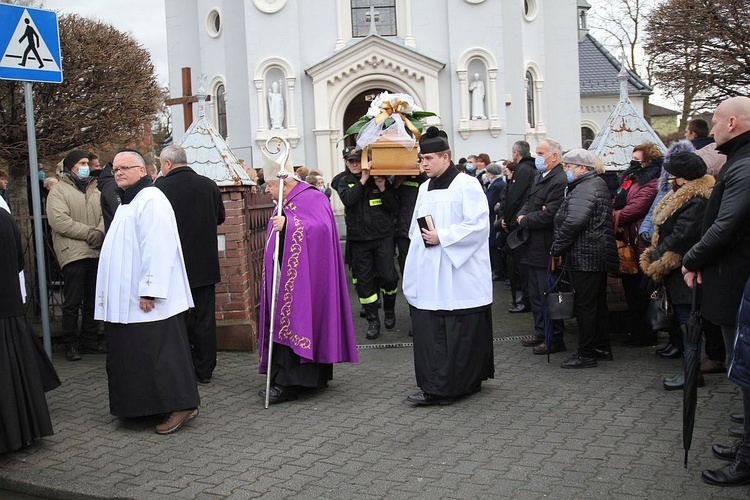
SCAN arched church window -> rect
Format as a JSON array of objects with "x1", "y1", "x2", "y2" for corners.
[
  {"x1": 216, "y1": 84, "x2": 228, "y2": 139},
  {"x1": 351, "y1": 0, "x2": 397, "y2": 37},
  {"x1": 581, "y1": 126, "x2": 595, "y2": 147},
  {"x1": 526, "y1": 71, "x2": 535, "y2": 129}
]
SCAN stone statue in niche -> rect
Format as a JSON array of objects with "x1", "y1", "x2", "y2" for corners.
[
  {"x1": 469, "y1": 73, "x2": 486, "y2": 120},
  {"x1": 268, "y1": 80, "x2": 285, "y2": 129}
]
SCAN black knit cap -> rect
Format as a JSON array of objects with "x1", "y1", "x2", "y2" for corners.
[
  {"x1": 418, "y1": 126, "x2": 450, "y2": 154},
  {"x1": 63, "y1": 150, "x2": 89, "y2": 171},
  {"x1": 664, "y1": 152, "x2": 707, "y2": 180}
]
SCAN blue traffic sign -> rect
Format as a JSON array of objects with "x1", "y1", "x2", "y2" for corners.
[{"x1": 0, "y1": 3, "x2": 62, "y2": 83}]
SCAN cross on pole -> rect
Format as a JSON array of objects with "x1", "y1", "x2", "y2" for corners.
[{"x1": 165, "y1": 67, "x2": 211, "y2": 130}]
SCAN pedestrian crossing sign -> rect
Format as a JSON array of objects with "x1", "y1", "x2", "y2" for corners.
[{"x1": 0, "y1": 4, "x2": 62, "y2": 83}]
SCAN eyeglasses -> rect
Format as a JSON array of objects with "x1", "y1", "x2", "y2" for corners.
[{"x1": 112, "y1": 165, "x2": 142, "y2": 173}]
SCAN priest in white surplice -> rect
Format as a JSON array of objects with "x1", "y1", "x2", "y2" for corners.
[
  {"x1": 95, "y1": 150, "x2": 200, "y2": 435},
  {"x1": 403, "y1": 127, "x2": 495, "y2": 406}
]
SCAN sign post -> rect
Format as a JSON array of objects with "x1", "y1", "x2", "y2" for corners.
[{"x1": 0, "y1": 4, "x2": 63, "y2": 358}]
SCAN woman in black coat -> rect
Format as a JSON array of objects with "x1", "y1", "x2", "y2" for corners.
[
  {"x1": 640, "y1": 153, "x2": 714, "y2": 389},
  {"x1": 551, "y1": 149, "x2": 618, "y2": 368}
]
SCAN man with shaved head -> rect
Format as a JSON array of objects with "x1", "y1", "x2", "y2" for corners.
[{"x1": 681, "y1": 97, "x2": 750, "y2": 487}]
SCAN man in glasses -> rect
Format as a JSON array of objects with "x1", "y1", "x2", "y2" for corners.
[{"x1": 95, "y1": 150, "x2": 200, "y2": 435}]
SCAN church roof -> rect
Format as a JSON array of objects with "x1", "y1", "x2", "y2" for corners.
[
  {"x1": 178, "y1": 92, "x2": 255, "y2": 187},
  {"x1": 588, "y1": 65, "x2": 667, "y2": 171},
  {"x1": 579, "y1": 34, "x2": 652, "y2": 97}
]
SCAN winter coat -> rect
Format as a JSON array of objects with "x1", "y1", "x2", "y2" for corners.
[
  {"x1": 97, "y1": 163, "x2": 121, "y2": 232},
  {"x1": 683, "y1": 130, "x2": 750, "y2": 325},
  {"x1": 517, "y1": 164, "x2": 567, "y2": 268},
  {"x1": 156, "y1": 166, "x2": 226, "y2": 288},
  {"x1": 336, "y1": 169, "x2": 398, "y2": 241},
  {"x1": 502, "y1": 156, "x2": 536, "y2": 231},
  {"x1": 613, "y1": 159, "x2": 662, "y2": 255},
  {"x1": 46, "y1": 173, "x2": 103, "y2": 269},
  {"x1": 486, "y1": 176, "x2": 505, "y2": 245},
  {"x1": 550, "y1": 171, "x2": 618, "y2": 272},
  {"x1": 640, "y1": 175, "x2": 714, "y2": 305},
  {"x1": 728, "y1": 275, "x2": 750, "y2": 390}
]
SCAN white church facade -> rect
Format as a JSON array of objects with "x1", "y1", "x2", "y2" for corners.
[{"x1": 165, "y1": 0, "x2": 608, "y2": 184}]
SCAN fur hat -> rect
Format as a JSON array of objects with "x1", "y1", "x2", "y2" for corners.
[
  {"x1": 418, "y1": 126, "x2": 450, "y2": 154},
  {"x1": 664, "y1": 152, "x2": 707, "y2": 180}
]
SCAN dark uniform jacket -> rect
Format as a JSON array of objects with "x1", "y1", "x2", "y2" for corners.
[
  {"x1": 517, "y1": 164, "x2": 567, "y2": 268},
  {"x1": 394, "y1": 173, "x2": 427, "y2": 239},
  {"x1": 156, "y1": 166, "x2": 226, "y2": 288},
  {"x1": 502, "y1": 156, "x2": 536, "y2": 231},
  {"x1": 683, "y1": 130, "x2": 750, "y2": 325},
  {"x1": 336, "y1": 170, "x2": 397, "y2": 241},
  {"x1": 551, "y1": 172, "x2": 618, "y2": 273}
]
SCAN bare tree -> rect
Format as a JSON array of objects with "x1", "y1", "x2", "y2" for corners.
[
  {"x1": 588, "y1": 0, "x2": 657, "y2": 83},
  {"x1": 646, "y1": 0, "x2": 750, "y2": 131},
  {"x1": 0, "y1": 13, "x2": 162, "y2": 215}
]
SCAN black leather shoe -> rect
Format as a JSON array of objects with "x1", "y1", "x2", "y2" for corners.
[
  {"x1": 196, "y1": 376, "x2": 212, "y2": 384},
  {"x1": 729, "y1": 426, "x2": 744, "y2": 438},
  {"x1": 508, "y1": 303, "x2": 530, "y2": 313},
  {"x1": 384, "y1": 310, "x2": 396, "y2": 330},
  {"x1": 366, "y1": 319, "x2": 380, "y2": 340},
  {"x1": 561, "y1": 354, "x2": 597, "y2": 369},
  {"x1": 533, "y1": 343, "x2": 566, "y2": 355},
  {"x1": 79, "y1": 344, "x2": 107, "y2": 354},
  {"x1": 258, "y1": 385, "x2": 298, "y2": 404},
  {"x1": 702, "y1": 459, "x2": 750, "y2": 487},
  {"x1": 406, "y1": 391, "x2": 454, "y2": 406},
  {"x1": 657, "y1": 344, "x2": 683, "y2": 359},
  {"x1": 594, "y1": 349, "x2": 614, "y2": 361},
  {"x1": 712, "y1": 442, "x2": 741, "y2": 461},
  {"x1": 731, "y1": 412, "x2": 745, "y2": 424},
  {"x1": 65, "y1": 346, "x2": 81, "y2": 361},
  {"x1": 655, "y1": 343, "x2": 672, "y2": 355}
]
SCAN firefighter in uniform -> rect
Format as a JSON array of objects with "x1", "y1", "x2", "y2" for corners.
[{"x1": 336, "y1": 146, "x2": 399, "y2": 340}]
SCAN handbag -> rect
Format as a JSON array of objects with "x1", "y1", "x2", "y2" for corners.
[
  {"x1": 544, "y1": 259, "x2": 575, "y2": 320},
  {"x1": 612, "y1": 211, "x2": 639, "y2": 276},
  {"x1": 647, "y1": 285, "x2": 673, "y2": 331}
]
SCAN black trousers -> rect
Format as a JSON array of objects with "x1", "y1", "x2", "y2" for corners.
[
  {"x1": 395, "y1": 236, "x2": 410, "y2": 277},
  {"x1": 621, "y1": 273, "x2": 652, "y2": 339},
  {"x1": 271, "y1": 343, "x2": 332, "y2": 389},
  {"x1": 185, "y1": 285, "x2": 217, "y2": 380},
  {"x1": 703, "y1": 319, "x2": 726, "y2": 363},
  {"x1": 61, "y1": 258, "x2": 99, "y2": 349},
  {"x1": 350, "y1": 237, "x2": 398, "y2": 305},
  {"x1": 525, "y1": 264, "x2": 564, "y2": 341},
  {"x1": 570, "y1": 270, "x2": 611, "y2": 357}
]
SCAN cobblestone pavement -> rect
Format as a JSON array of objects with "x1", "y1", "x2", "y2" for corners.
[{"x1": 0, "y1": 281, "x2": 747, "y2": 499}]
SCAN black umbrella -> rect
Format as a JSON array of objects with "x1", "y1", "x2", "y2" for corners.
[{"x1": 682, "y1": 279, "x2": 701, "y2": 468}]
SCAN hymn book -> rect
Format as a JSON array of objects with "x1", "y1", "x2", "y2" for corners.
[{"x1": 417, "y1": 215, "x2": 437, "y2": 247}]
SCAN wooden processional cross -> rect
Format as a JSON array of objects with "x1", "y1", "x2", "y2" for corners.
[{"x1": 165, "y1": 67, "x2": 211, "y2": 130}]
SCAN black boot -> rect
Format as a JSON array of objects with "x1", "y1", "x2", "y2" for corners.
[
  {"x1": 383, "y1": 294, "x2": 396, "y2": 330},
  {"x1": 365, "y1": 304, "x2": 380, "y2": 340}
]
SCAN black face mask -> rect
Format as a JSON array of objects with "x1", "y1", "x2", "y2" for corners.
[{"x1": 630, "y1": 160, "x2": 642, "y2": 169}]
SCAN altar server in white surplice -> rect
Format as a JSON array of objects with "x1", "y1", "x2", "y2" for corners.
[
  {"x1": 403, "y1": 127, "x2": 495, "y2": 406},
  {"x1": 95, "y1": 150, "x2": 199, "y2": 435}
]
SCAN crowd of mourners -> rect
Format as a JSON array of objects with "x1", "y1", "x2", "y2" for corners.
[{"x1": 3, "y1": 96, "x2": 750, "y2": 489}]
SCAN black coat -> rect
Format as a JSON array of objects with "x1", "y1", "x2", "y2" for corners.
[
  {"x1": 551, "y1": 172, "x2": 618, "y2": 273},
  {"x1": 156, "y1": 166, "x2": 225, "y2": 288},
  {"x1": 502, "y1": 156, "x2": 536, "y2": 231},
  {"x1": 336, "y1": 170, "x2": 397, "y2": 241},
  {"x1": 0, "y1": 209, "x2": 24, "y2": 318},
  {"x1": 640, "y1": 176, "x2": 713, "y2": 305},
  {"x1": 517, "y1": 164, "x2": 567, "y2": 267},
  {"x1": 683, "y1": 131, "x2": 750, "y2": 325},
  {"x1": 97, "y1": 164, "x2": 121, "y2": 233},
  {"x1": 486, "y1": 177, "x2": 505, "y2": 245},
  {"x1": 394, "y1": 173, "x2": 427, "y2": 239}
]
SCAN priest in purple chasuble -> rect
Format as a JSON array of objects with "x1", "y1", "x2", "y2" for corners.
[{"x1": 258, "y1": 175, "x2": 358, "y2": 404}]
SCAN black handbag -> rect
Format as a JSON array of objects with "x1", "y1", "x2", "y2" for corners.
[
  {"x1": 647, "y1": 285, "x2": 673, "y2": 331},
  {"x1": 544, "y1": 261, "x2": 575, "y2": 320}
]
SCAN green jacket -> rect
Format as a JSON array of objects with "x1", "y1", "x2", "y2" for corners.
[{"x1": 46, "y1": 173, "x2": 104, "y2": 268}]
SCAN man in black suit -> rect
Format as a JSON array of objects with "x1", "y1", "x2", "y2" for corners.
[{"x1": 156, "y1": 145, "x2": 225, "y2": 384}]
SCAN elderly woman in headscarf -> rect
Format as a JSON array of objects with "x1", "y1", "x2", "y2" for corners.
[
  {"x1": 640, "y1": 152, "x2": 714, "y2": 390},
  {"x1": 613, "y1": 142, "x2": 663, "y2": 347}
]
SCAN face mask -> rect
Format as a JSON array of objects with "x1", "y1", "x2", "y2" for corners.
[
  {"x1": 38, "y1": 171, "x2": 45, "y2": 181},
  {"x1": 630, "y1": 160, "x2": 642, "y2": 169},
  {"x1": 317, "y1": 186, "x2": 326, "y2": 193},
  {"x1": 535, "y1": 156, "x2": 547, "y2": 172},
  {"x1": 566, "y1": 170, "x2": 575, "y2": 182},
  {"x1": 466, "y1": 164, "x2": 475, "y2": 172},
  {"x1": 76, "y1": 166, "x2": 90, "y2": 179}
]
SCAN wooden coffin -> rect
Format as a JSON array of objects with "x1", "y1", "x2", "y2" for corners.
[{"x1": 363, "y1": 137, "x2": 421, "y2": 176}]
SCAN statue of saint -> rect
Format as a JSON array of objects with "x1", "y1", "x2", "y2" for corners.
[
  {"x1": 469, "y1": 73, "x2": 486, "y2": 120},
  {"x1": 268, "y1": 80, "x2": 285, "y2": 129}
]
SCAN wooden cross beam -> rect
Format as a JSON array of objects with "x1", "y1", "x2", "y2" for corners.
[{"x1": 165, "y1": 67, "x2": 211, "y2": 130}]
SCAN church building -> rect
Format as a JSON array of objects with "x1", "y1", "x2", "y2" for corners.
[{"x1": 165, "y1": 0, "x2": 598, "y2": 189}]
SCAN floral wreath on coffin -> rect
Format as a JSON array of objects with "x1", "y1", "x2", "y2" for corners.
[{"x1": 343, "y1": 92, "x2": 437, "y2": 151}]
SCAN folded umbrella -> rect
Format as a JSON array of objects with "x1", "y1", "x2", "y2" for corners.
[{"x1": 683, "y1": 279, "x2": 701, "y2": 468}]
